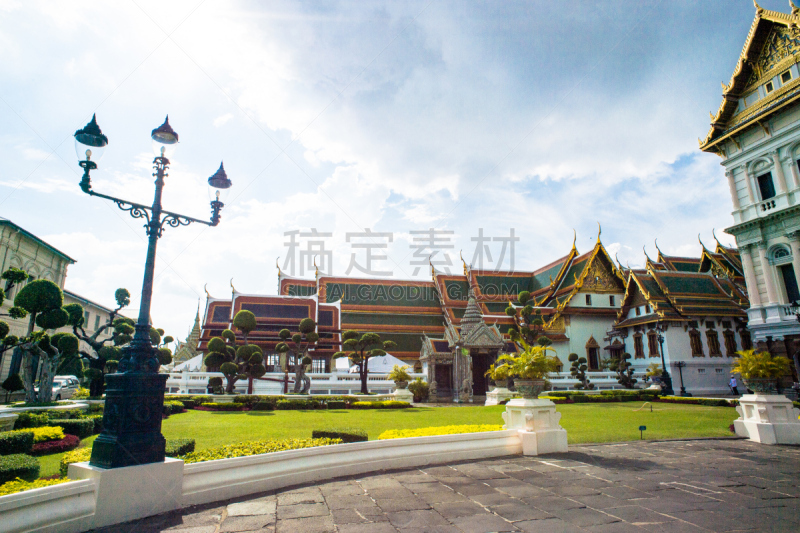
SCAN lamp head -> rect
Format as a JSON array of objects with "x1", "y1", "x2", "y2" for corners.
[
  {"x1": 74, "y1": 114, "x2": 108, "y2": 162},
  {"x1": 208, "y1": 161, "x2": 232, "y2": 201},
  {"x1": 151, "y1": 115, "x2": 179, "y2": 158}
]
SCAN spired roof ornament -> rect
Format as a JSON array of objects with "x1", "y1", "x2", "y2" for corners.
[{"x1": 457, "y1": 288, "x2": 503, "y2": 349}]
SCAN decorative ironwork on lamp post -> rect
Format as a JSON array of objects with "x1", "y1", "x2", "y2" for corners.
[
  {"x1": 674, "y1": 361, "x2": 690, "y2": 397},
  {"x1": 655, "y1": 323, "x2": 674, "y2": 396},
  {"x1": 74, "y1": 114, "x2": 232, "y2": 468}
]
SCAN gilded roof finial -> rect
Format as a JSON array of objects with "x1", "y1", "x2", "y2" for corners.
[
  {"x1": 754, "y1": 0, "x2": 763, "y2": 15},
  {"x1": 230, "y1": 278, "x2": 236, "y2": 293},
  {"x1": 654, "y1": 238, "x2": 663, "y2": 259},
  {"x1": 313, "y1": 255, "x2": 319, "y2": 279},
  {"x1": 276, "y1": 257, "x2": 282, "y2": 277},
  {"x1": 698, "y1": 233, "x2": 708, "y2": 250},
  {"x1": 712, "y1": 228, "x2": 721, "y2": 247},
  {"x1": 597, "y1": 222, "x2": 602, "y2": 241},
  {"x1": 549, "y1": 274, "x2": 554, "y2": 286},
  {"x1": 204, "y1": 283, "x2": 211, "y2": 299},
  {"x1": 792, "y1": 0, "x2": 800, "y2": 15},
  {"x1": 460, "y1": 249, "x2": 468, "y2": 276},
  {"x1": 571, "y1": 229, "x2": 577, "y2": 251},
  {"x1": 614, "y1": 252, "x2": 624, "y2": 270},
  {"x1": 643, "y1": 245, "x2": 652, "y2": 263},
  {"x1": 429, "y1": 254, "x2": 435, "y2": 279}
]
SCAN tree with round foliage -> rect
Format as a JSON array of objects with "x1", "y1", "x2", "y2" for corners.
[
  {"x1": 568, "y1": 353, "x2": 594, "y2": 390},
  {"x1": 2, "y1": 373, "x2": 24, "y2": 403},
  {"x1": 203, "y1": 330, "x2": 241, "y2": 393},
  {"x1": 276, "y1": 318, "x2": 319, "y2": 394},
  {"x1": 608, "y1": 352, "x2": 637, "y2": 389},
  {"x1": 333, "y1": 331, "x2": 398, "y2": 394},
  {"x1": 505, "y1": 290, "x2": 553, "y2": 352},
  {"x1": 232, "y1": 310, "x2": 260, "y2": 393}
]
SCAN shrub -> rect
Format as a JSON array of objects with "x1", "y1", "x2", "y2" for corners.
[
  {"x1": 13, "y1": 412, "x2": 50, "y2": 429},
  {"x1": 378, "y1": 425, "x2": 504, "y2": 440},
  {"x1": 408, "y1": 378, "x2": 429, "y2": 402},
  {"x1": 252, "y1": 401, "x2": 274, "y2": 411},
  {"x1": 165, "y1": 396, "x2": 198, "y2": 409},
  {"x1": 351, "y1": 401, "x2": 411, "y2": 409},
  {"x1": 311, "y1": 428, "x2": 367, "y2": 443},
  {"x1": 0, "y1": 477, "x2": 71, "y2": 496},
  {"x1": 327, "y1": 400, "x2": 346, "y2": 410},
  {"x1": 181, "y1": 438, "x2": 342, "y2": 464},
  {"x1": 656, "y1": 396, "x2": 734, "y2": 407},
  {"x1": 46, "y1": 408, "x2": 86, "y2": 420},
  {"x1": 0, "y1": 454, "x2": 39, "y2": 483},
  {"x1": 233, "y1": 395, "x2": 280, "y2": 409},
  {"x1": 30, "y1": 426, "x2": 65, "y2": 443},
  {"x1": 31, "y1": 434, "x2": 80, "y2": 456},
  {"x1": 87, "y1": 403, "x2": 104, "y2": 414},
  {"x1": 60, "y1": 448, "x2": 91, "y2": 477},
  {"x1": 165, "y1": 438, "x2": 195, "y2": 457},
  {"x1": 196, "y1": 402, "x2": 250, "y2": 412},
  {"x1": 0, "y1": 431, "x2": 34, "y2": 455},
  {"x1": 87, "y1": 414, "x2": 103, "y2": 434},
  {"x1": 71, "y1": 387, "x2": 91, "y2": 400},
  {"x1": 276, "y1": 399, "x2": 318, "y2": 410},
  {"x1": 163, "y1": 401, "x2": 185, "y2": 415},
  {"x1": 49, "y1": 419, "x2": 94, "y2": 439}
]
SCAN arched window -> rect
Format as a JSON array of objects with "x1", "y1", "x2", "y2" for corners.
[
  {"x1": 633, "y1": 332, "x2": 644, "y2": 359},
  {"x1": 706, "y1": 329, "x2": 722, "y2": 357},
  {"x1": 723, "y1": 329, "x2": 737, "y2": 357},
  {"x1": 740, "y1": 329, "x2": 753, "y2": 351},
  {"x1": 647, "y1": 330, "x2": 659, "y2": 358},
  {"x1": 585, "y1": 336, "x2": 600, "y2": 370},
  {"x1": 689, "y1": 328, "x2": 704, "y2": 357}
]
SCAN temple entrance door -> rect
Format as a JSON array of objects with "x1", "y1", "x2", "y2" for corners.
[
  {"x1": 435, "y1": 364, "x2": 452, "y2": 397},
  {"x1": 471, "y1": 352, "x2": 491, "y2": 396},
  {"x1": 587, "y1": 348, "x2": 599, "y2": 371}
]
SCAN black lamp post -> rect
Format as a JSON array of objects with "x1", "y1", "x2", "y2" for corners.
[
  {"x1": 655, "y1": 323, "x2": 674, "y2": 396},
  {"x1": 74, "y1": 115, "x2": 232, "y2": 468},
  {"x1": 674, "y1": 361, "x2": 690, "y2": 397}
]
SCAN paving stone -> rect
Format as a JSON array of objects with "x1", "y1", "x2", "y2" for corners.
[
  {"x1": 330, "y1": 509, "x2": 371, "y2": 525},
  {"x1": 514, "y1": 518, "x2": 584, "y2": 533},
  {"x1": 395, "y1": 473, "x2": 436, "y2": 483},
  {"x1": 494, "y1": 483, "x2": 549, "y2": 498},
  {"x1": 416, "y1": 489, "x2": 470, "y2": 504},
  {"x1": 277, "y1": 490, "x2": 323, "y2": 506},
  {"x1": 588, "y1": 522, "x2": 652, "y2": 533},
  {"x1": 397, "y1": 526, "x2": 461, "y2": 533},
  {"x1": 552, "y1": 507, "x2": 620, "y2": 527},
  {"x1": 358, "y1": 477, "x2": 404, "y2": 490},
  {"x1": 549, "y1": 484, "x2": 603, "y2": 497},
  {"x1": 529, "y1": 496, "x2": 586, "y2": 512},
  {"x1": 369, "y1": 487, "x2": 416, "y2": 499},
  {"x1": 403, "y1": 482, "x2": 449, "y2": 493},
  {"x1": 227, "y1": 499, "x2": 277, "y2": 516},
  {"x1": 275, "y1": 515, "x2": 335, "y2": 533},
  {"x1": 337, "y1": 522, "x2": 397, "y2": 533},
  {"x1": 570, "y1": 493, "x2": 625, "y2": 509},
  {"x1": 276, "y1": 503, "x2": 330, "y2": 520},
  {"x1": 375, "y1": 497, "x2": 431, "y2": 512},
  {"x1": 219, "y1": 515, "x2": 276, "y2": 532},
  {"x1": 325, "y1": 495, "x2": 377, "y2": 510},
  {"x1": 387, "y1": 509, "x2": 451, "y2": 528},
  {"x1": 448, "y1": 513, "x2": 518, "y2": 532},
  {"x1": 451, "y1": 483, "x2": 497, "y2": 496},
  {"x1": 489, "y1": 503, "x2": 554, "y2": 522},
  {"x1": 320, "y1": 482, "x2": 363, "y2": 497},
  {"x1": 431, "y1": 500, "x2": 488, "y2": 518},
  {"x1": 604, "y1": 505, "x2": 673, "y2": 523},
  {"x1": 159, "y1": 527, "x2": 217, "y2": 533},
  {"x1": 468, "y1": 492, "x2": 522, "y2": 506}
]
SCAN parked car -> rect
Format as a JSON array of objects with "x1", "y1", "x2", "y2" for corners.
[{"x1": 34, "y1": 376, "x2": 80, "y2": 400}]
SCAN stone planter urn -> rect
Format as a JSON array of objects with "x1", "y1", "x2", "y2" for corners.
[
  {"x1": 493, "y1": 379, "x2": 509, "y2": 390},
  {"x1": 394, "y1": 380, "x2": 409, "y2": 390},
  {"x1": 514, "y1": 379, "x2": 546, "y2": 399},
  {"x1": 743, "y1": 378, "x2": 777, "y2": 394}
]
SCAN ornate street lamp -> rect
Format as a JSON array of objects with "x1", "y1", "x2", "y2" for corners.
[
  {"x1": 655, "y1": 323, "x2": 674, "y2": 396},
  {"x1": 674, "y1": 361, "x2": 690, "y2": 397},
  {"x1": 74, "y1": 115, "x2": 232, "y2": 468}
]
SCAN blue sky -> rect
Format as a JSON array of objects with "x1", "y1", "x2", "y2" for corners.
[{"x1": 0, "y1": 0, "x2": 773, "y2": 340}]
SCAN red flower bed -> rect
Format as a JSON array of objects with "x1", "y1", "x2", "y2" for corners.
[
  {"x1": 195, "y1": 404, "x2": 251, "y2": 412},
  {"x1": 31, "y1": 434, "x2": 80, "y2": 456}
]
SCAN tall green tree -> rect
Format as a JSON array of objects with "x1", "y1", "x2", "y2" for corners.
[
  {"x1": 232, "y1": 310, "x2": 260, "y2": 394},
  {"x1": 568, "y1": 353, "x2": 594, "y2": 390},
  {"x1": 276, "y1": 318, "x2": 319, "y2": 394},
  {"x1": 333, "y1": 331, "x2": 397, "y2": 394},
  {"x1": 0, "y1": 268, "x2": 29, "y2": 375}
]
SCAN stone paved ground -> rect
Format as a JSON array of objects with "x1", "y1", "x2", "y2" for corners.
[{"x1": 96, "y1": 439, "x2": 800, "y2": 533}]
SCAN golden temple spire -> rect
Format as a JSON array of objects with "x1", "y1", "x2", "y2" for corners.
[
  {"x1": 204, "y1": 283, "x2": 211, "y2": 299},
  {"x1": 754, "y1": 0, "x2": 763, "y2": 15},
  {"x1": 698, "y1": 233, "x2": 709, "y2": 251},
  {"x1": 276, "y1": 257, "x2": 281, "y2": 277},
  {"x1": 230, "y1": 278, "x2": 236, "y2": 294},
  {"x1": 460, "y1": 249, "x2": 468, "y2": 275},
  {"x1": 654, "y1": 238, "x2": 663, "y2": 260},
  {"x1": 643, "y1": 245, "x2": 653, "y2": 263},
  {"x1": 597, "y1": 222, "x2": 602, "y2": 242},
  {"x1": 571, "y1": 229, "x2": 577, "y2": 251},
  {"x1": 313, "y1": 255, "x2": 319, "y2": 280}
]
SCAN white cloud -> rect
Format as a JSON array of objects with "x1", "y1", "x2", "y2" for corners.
[{"x1": 213, "y1": 113, "x2": 233, "y2": 127}]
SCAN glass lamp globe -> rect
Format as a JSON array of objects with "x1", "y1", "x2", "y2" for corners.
[
  {"x1": 208, "y1": 162, "x2": 232, "y2": 202},
  {"x1": 73, "y1": 114, "x2": 108, "y2": 163},
  {"x1": 151, "y1": 115, "x2": 179, "y2": 159}
]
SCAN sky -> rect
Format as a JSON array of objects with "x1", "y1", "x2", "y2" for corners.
[{"x1": 0, "y1": 0, "x2": 775, "y2": 342}]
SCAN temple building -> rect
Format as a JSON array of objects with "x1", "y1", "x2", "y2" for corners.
[{"x1": 700, "y1": 2, "x2": 800, "y2": 362}]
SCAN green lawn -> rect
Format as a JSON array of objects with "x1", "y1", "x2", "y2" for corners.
[{"x1": 39, "y1": 403, "x2": 739, "y2": 478}]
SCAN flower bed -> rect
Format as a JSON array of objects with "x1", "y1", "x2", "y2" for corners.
[
  {"x1": 351, "y1": 401, "x2": 411, "y2": 409},
  {"x1": 181, "y1": 438, "x2": 342, "y2": 464},
  {"x1": 30, "y1": 426, "x2": 65, "y2": 443},
  {"x1": 0, "y1": 476, "x2": 71, "y2": 497},
  {"x1": 378, "y1": 424, "x2": 504, "y2": 440},
  {"x1": 31, "y1": 434, "x2": 80, "y2": 456},
  {"x1": 60, "y1": 438, "x2": 198, "y2": 476}
]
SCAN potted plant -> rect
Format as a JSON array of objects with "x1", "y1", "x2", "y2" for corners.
[
  {"x1": 484, "y1": 363, "x2": 511, "y2": 389},
  {"x1": 497, "y1": 342, "x2": 560, "y2": 399},
  {"x1": 387, "y1": 365, "x2": 412, "y2": 389},
  {"x1": 645, "y1": 363, "x2": 663, "y2": 383},
  {"x1": 731, "y1": 349, "x2": 791, "y2": 394}
]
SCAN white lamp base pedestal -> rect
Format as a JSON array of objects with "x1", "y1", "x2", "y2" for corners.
[
  {"x1": 502, "y1": 398, "x2": 568, "y2": 455},
  {"x1": 734, "y1": 393, "x2": 800, "y2": 445}
]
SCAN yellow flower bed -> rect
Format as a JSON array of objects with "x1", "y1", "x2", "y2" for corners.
[
  {"x1": 0, "y1": 477, "x2": 71, "y2": 497},
  {"x1": 378, "y1": 424, "x2": 504, "y2": 440},
  {"x1": 182, "y1": 438, "x2": 343, "y2": 464},
  {"x1": 60, "y1": 447, "x2": 91, "y2": 477},
  {"x1": 30, "y1": 426, "x2": 65, "y2": 444}
]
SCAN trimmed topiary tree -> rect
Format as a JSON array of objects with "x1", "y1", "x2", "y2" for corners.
[
  {"x1": 276, "y1": 318, "x2": 319, "y2": 394},
  {"x1": 505, "y1": 290, "x2": 555, "y2": 355},
  {"x1": 232, "y1": 310, "x2": 260, "y2": 394},
  {"x1": 333, "y1": 331, "x2": 397, "y2": 394},
  {"x1": 2, "y1": 373, "x2": 23, "y2": 403},
  {"x1": 568, "y1": 353, "x2": 594, "y2": 390},
  {"x1": 608, "y1": 352, "x2": 637, "y2": 389}
]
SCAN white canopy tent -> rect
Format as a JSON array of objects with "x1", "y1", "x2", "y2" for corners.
[{"x1": 344, "y1": 352, "x2": 410, "y2": 373}]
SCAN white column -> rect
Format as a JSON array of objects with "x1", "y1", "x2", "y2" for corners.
[
  {"x1": 726, "y1": 170, "x2": 740, "y2": 209},
  {"x1": 758, "y1": 243, "x2": 779, "y2": 304},
  {"x1": 742, "y1": 166, "x2": 757, "y2": 205},
  {"x1": 771, "y1": 150, "x2": 789, "y2": 194},
  {"x1": 785, "y1": 155, "x2": 800, "y2": 189},
  {"x1": 789, "y1": 233, "x2": 800, "y2": 291},
  {"x1": 741, "y1": 246, "x2": 762, "y2": 307}
]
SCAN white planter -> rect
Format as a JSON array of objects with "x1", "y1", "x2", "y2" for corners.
[
  {"x1": 393, "y1": 388, "x2": 414, "y2": 403},
  {"x1": 0, "y1": 413, "x2": 18, "y2": 432},
  {"x1": 502, "y1": 398, "x2": 568, "y2": 455},
  {"x1": 485, "y1": 387, "x2": 514, "y2": 406},
  {"x1": 0, "y1": 479, "x2": 96, "y2": 533},
  {"x1": 734, "y1": 393, "x2": 800, "y2": 445}
]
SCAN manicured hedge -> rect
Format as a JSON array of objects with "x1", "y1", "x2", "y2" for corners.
[
  {"x1": 351, "y1": 401, "x2": 411, "y2": 409},
  {"x1": 49, "y1": 419, "x2": 94, "y2": 439},
  {"x1": 13, "y1": 412, "x2": 50, "y2": 429},
  {"x1": 196, "y1": 403, "x2": 250, "y2": 412},
  {"x1": 30, "y1": 426, "x2": 64, "y2": 444},
  {"x1": 0, "y1": 454, "x2": 40, "y2": 484},
  {"x1": 0, "y1": 431, "x2": 34, "y2": 456},
  {"x1": 31, "y1": 434, "x2": 80, "y2": 456},
  {"x1": 87, "y1": 414, "x2": 103, "y2": 434},
  {"x1": 165, "y1": 438, "x2": 195, "y2": 457},
  {"x1": 0, "y1": 477, "x2": 70, "y2": 497},
  {"x1": 656, "y1": 396, "x2": 736, "y2": 407},
  {"x1": 311, "y1": 427, "x2": 367, "y2": 443},
  {"x1": 163, "y1": 401, "x2": 186, "y2": 415},
  {"x1": 327, "y1": 401, "x2": 346, "y2": 410},
  {"x1": 181, "y1": 438, "x2": 342, "y2": 464},
  {"x1": 276, "y1": 399, "x2": 319, "y2": 410},
  {"x1": 252, "y1": 401, "x2": 274, "y2": 411},
  {"x1": 46, "y1": 409, "x2": 86, "y2": 420},
  {"x1": 378, "y1": 425, "x2": 504, "y2": 440}
]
